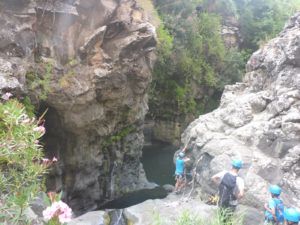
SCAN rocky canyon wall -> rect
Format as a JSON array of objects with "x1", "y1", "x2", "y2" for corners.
[
  {"x1": 0, "y1": 0, "x2": 157, "y2": 215},
  {"x1": 180, "y1": 12, "x2": 300, "y2": 224}
]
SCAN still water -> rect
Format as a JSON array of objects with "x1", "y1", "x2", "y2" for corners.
[
  {"x1": 141, "y1": 142, "x2": 176, "y2": 186},
  {"x1": 101, "y1": 142, "x2": 177, "y2": 210}
]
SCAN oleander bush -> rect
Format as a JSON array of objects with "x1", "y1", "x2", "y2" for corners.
[{"x1": 0, "y1": 94, "x2": 48, "y2": 224}]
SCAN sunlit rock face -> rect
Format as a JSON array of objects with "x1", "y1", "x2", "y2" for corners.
[
  {"x1": 0, "y1": 0, "x2": 156, "y2": 215},
  {"x1": 181, "y1": 12, "x2": 300, "y2": 224}
]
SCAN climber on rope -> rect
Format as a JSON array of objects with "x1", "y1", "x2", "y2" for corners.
[
  {"x1": 174, "y1": 147, "x2": 190, "y2": 194},
  {"x1": 284, "y1": 208, "x2": 300, "y2": 225},
  {"x1": 264, "y1": 185, "x2": 284, "y2": 225},
  {"x1": 212, "y1": 159, "x2": 244, "y2": 223}
]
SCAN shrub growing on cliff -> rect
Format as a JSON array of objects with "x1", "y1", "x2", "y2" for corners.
[
  {"x1": 150, "y1": 0, "x2": 300, "y2": 123},
  {"x1": 0, "y1": 94, "x2": 48, "y2": 224},
  {"x1": 150, "y1": 12, "x2": 228, "y2": 118}
]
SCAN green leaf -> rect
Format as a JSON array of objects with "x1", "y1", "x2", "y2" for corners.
[
  {"x1": 42, "y1": 192, "x2": 51, "y2": 206},
  {"x1": 57, "y1": 191, "x2": 63, "y2": 201}
]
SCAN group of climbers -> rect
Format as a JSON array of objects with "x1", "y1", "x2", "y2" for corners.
[
  {"x1": 264, "y1": 185, "x2": 300, "y2": 225},
  {"x1": 173, "y1": 147, "x2": 300, "y2": 224}
]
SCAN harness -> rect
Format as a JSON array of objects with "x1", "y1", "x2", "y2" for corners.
[
  {"x1": 274, "y1": 201, "x2": 284, "y2": 222},
  {"x1": 266, "y1": 199, "x2": 284, "y2": 222}
]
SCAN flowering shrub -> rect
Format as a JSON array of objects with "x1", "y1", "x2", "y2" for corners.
[
  {"x1": 0, "y1": 94, "x2": 50, "y2": 224},
  {"x1": 42, "y1": 192, "x2": 72, "y2": 225}
]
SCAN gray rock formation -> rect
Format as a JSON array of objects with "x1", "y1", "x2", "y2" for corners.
[
  {"x1": 67, "y1": 194, "x2": 215, "y2": 225},
  {"x1": 180, "y1": 12, "x2": 300, "y2": 223},
  {"x1": 68, "y1": 211, "x2": 109, "y2": 225},
  {"x1": 124, "y1": 194, "x2": 216, "y2": 225},
  {"x1": 0, "y1": 0, "x2": 156, "y2": 215},
  {"x1": 221, "y1": 16, "x2": 241, "y2": 50}
]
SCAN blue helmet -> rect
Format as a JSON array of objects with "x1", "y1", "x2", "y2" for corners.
[
  {"x1": 232, "y1": 159, "x2": 242, "y2": 168},
  {"x1": 284, "y1": 208, "x2": 300, "y2": 222},
  {"x1": 179, "y1": 152, "x2": 185, "y2": 158},
  {"x1": 269, "y1": 185, "x2": 281, "y2": 195}
]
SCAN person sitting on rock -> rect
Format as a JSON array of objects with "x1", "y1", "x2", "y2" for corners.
[
  {"x1": 212, "y1": 159, "x2": 244, "y2": 223},
  {"x1": 174, "y1": 147, "x2": 190, "y2": 194},
  {"x1": 283, "y1": 208, "x2": 300, "y2": 225},
  {"x1": 264, "y1": 185, "x2": 284, "y2": 225}
]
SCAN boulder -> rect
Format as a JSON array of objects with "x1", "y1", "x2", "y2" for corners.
[
  {"x1": 124, "y1": 194, "x2": 216, "y2": 225},
  {"x1": 68, "y1": 211, "x2": 110, "y2": 225}
]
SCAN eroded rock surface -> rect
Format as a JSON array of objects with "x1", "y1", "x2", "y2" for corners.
[
  {"x1": 0, "y1": 0, "x2": 156, "y2": 215},
  {"x1": 124, "y1": 194, "x2": 216, "y2": 225},
  {"x1": 180, "y1": 12, "x2": 300, "y2": 221}
]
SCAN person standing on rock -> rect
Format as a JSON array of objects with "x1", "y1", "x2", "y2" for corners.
[
  {"x1": 264, "y1": 185, "x2": 284, "y2": 225},
  {"x1": 212, "y1": 159, "x2": 244, "y2": 222},
  {"x1": 174, "y1": 147, "x2": 190, "y2": 194},
  {"x1": 283, "y1": 208, "x2": 300, "y2": 225}
]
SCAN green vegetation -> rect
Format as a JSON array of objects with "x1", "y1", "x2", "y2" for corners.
[
  {"x1": 68, "y1": 57, "x2": 75, "y2": 66},
  {"x1": 149, "y1": 0, "x2": 300, "y2": 128},
  {"x1": 22, "y1": 96, "x2": 36, "y2": 118},
  {"x1": 150, "y1": 9, "x2": 239, "y2": 120},
  {"x1": 153, "y1": 209, "x2": 244, "y2": 225},
  {"x1": 26, "y1": 62, "x2": 53, "y2": 101},
  {"x1": 100, "y1": 125, "x2": 136, "y2": 148},
  {"x1": 59, "y1": 70, "x2": 75, "y2": 88},
  {"x1": 0, "y1": 97, "x2": 47, "y2": 224},
  {"x1": 236, "y1": 0, "x2": 300, "y2": 51}
]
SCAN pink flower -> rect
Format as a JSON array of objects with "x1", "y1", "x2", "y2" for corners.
[
  {"x1": 4, "y1": 110, "x2": 9, "y2": 114},
  {"x1": 42, "y1": 200, "x2": 72, "y2": 223},
  {"x1": 52, "y1": 156, "x2": 58, "y2": 162},
  {"x1": 21, "y1": 114, "x2": 28, "y2": 119},
  {"x1": 42, "y1": 205, "x2": 56, "y2": 221},
  {"x1": 34, "y1": 140, "x2": 39, "y2": 144},
  {"x1": 251, "y1": 59, "x2": 255, "y2": 65},
  {"x1": 42, "y1": 158, "x2": 49, "y2": 163},
  {"x1": 5, "y1": 92, "x2": 13, "y2": 99},
  {"x1": 59, "y1": 211, "x2": 72, "y2": 223},
  {"x1": 33, "y1": 126, "x2": 46, "y2": 133},
  {"x1": 56, "y1": 201, "x2": 72, "y2": 223},
  {"x1": 23, "y1": 118, "x2": 31, "y2": 124}
]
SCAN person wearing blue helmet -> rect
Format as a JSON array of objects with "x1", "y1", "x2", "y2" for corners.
[
  {"x1": 264, "y1": 185, "x2": 284, "y2": 225},
  {"x1": 284, "y1": 208, "x2": 300, "y2": 225},
  {"x1": 174, "y1": 146, "x2": 190, "y2": 194},
  {"x1": 212, "y1": 159, "x2": 244, "y2": 222}
]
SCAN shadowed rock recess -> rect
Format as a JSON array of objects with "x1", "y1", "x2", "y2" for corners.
[{"x1": 0, "y1": 0, "x2": 156, "y2": 215}]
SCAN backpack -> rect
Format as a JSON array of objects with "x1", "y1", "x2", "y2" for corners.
[
  {"x1": 218, "y1": 172, "x2": 237, "y2": 207},
  {"x1": 273, "y1": 199, "x2": 284, "y2": 222}
]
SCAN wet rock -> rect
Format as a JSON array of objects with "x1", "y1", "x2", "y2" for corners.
[{"x1": 162, "y1": 184, "x2": 174, "y2": 193}]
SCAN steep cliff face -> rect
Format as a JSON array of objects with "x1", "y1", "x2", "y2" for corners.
[
  {"x1": 180, "y1": 12, "x2": 300, "y2": 223},
  {"x1": 0, "y1": 0, "x2": 156, "y2": 215}
]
